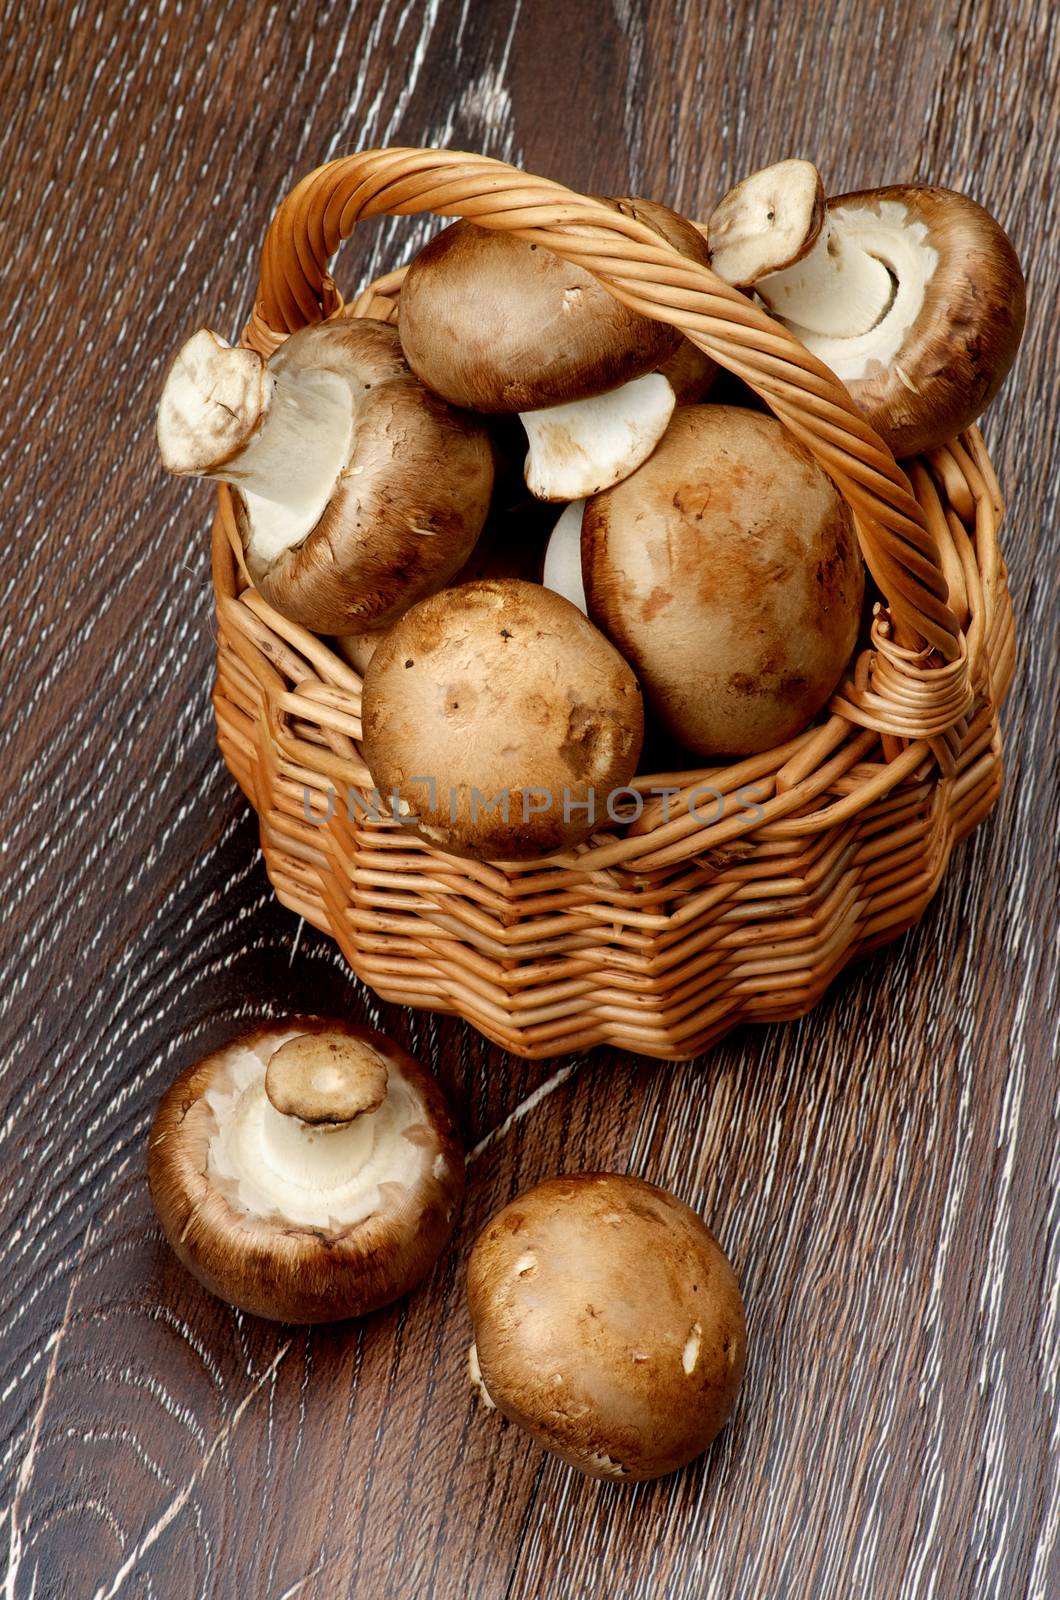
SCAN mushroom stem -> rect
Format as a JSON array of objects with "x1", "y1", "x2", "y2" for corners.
[
  {"x1": 707, "y1": 158, "x2": 825, "y2": 288},
  {"x1": 520, "y1": 373, "x2": 675, "y2": 502},
  {"x1": 202, "y1": 1033, "x2": 436, "y2": 1224},
  {"x1": 157, "y1": 328, "x2": 354, "y2": 563},
  {"x1": 265, "y1": 1031, "x2": 389, "y2": 1124},
  {"x1": 259, "y1": 1096, "x2": 380, "y2": 1193}
]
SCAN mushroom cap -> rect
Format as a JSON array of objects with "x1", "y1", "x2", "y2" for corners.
[
  {"x1": 583, "y1": 405, "x2": 863, "y2": 756},
  {"x1": 360, "y1": 578, "x2": 644, "y2": 861},
  {"x1": 397, "y1": 197, "x2": 711, "y2": 413},
  {"x1": 241, "y1": 318, "x2": 494, "y2": 633},
  {"x1": 758, "y1": 185, "x2": 1026, "y2": 457},
  {"x1": 148, "y1": 1018, "x2": 464, "y2": 1323},
  {"x1": 707, "y1": 158, "x2": 824, "y2": 287},
  {"x1": 466, "y1": 1173, "x2": 746, "y2": 1481}
]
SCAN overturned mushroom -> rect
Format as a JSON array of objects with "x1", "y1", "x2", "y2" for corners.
[
  {"x1": 360, "y1": 578, "x2": 644, "y2": 860},
  {"x1": 157, "y1": 319, "x2": 493, "y2": 633},
  {"x1": 466, "y1": 1173, "x2": 747, "y2": 1481},
  {"x1": 748, "y1": 183, "x2": 1025, "y2": 456},
  {"x1": 583, "y1": 405, "x2": 863, "y2": 755},
  {"x1": 397, "y1": 199, "x2": 712, "y2": 501},
  {"x1": 148, "y1": 1019, "x2": 464, "y2": 1322},
  {"x1": 708, "y1": 158, "x2": 824, "y2": 287}
]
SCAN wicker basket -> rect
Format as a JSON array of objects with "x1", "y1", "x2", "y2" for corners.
[{"x1": 210, "y1": 147, "x2": 1015, "y2": 1061}]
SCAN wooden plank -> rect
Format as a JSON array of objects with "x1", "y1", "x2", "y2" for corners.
[{"x1": 0, "y1": 0, "x2": 1056, "y2": 1596}]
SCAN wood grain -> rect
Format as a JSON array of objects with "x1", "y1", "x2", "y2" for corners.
[{"x1": 0, "y1": 1, "x2": 1057, "y2": 1596}]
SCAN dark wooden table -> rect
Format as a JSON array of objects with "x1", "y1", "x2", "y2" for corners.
[{"x1": 2, "y1": 2, "x2": 1058, "y2": 1596}]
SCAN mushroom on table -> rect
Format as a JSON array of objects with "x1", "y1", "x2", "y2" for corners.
[
  {"x1": 148, "y1": 1019, "x2": 464, "y2": 1323},
  {"x1": 466, "y1": 1173, "x2": 747, "y2": 1481}
]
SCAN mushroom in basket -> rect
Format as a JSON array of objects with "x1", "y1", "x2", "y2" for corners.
[
  {"x1": 360, "y1": 578, "x2": 644, "y2": 860},
  {"x1": 148, "y1": 1019, "x2": 464, "y2": 1322},
  {"x1": 396, "y1": 197, "x2": 715, "y2": 502},
  {"x1": 706, "y1": 157, "x2": 825, "y2": 289},
  {"x1": 545, "y1": 404, "x2": 864, "y2": 756},
  {"x1": 156, "y1": 319, "x2": 494, "y2": 634},
  {"x1": 707, "y1": 161, "x2": 1026, "y2": 456},
  {"x1": 466, "y1": 1173, "x2": 746, "y2": 1481}
]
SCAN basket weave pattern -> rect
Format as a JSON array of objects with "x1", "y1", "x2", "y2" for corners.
[{"x1": 210, "y1": 148, "x2": 1014, "y2": 1060}]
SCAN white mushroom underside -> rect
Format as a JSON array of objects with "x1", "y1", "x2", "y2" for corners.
[
  {"x1": 757, "y1": 201, "x2": 939, "y2": 382},
  {"x1": 541, "y1": 500, "x2": 587, "y2": 613},
  {"x1": 203, "y1": 1036, "x2": 427, "y2": 1228},
  {"x1": 521, "y1": 372, "x2": 675, "y2": 501},
  {"x1": 236, "y1": 367, "x2": 355, "y2": 565}
]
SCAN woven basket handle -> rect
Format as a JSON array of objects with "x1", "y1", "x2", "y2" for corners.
[{"x1": 246, "y1": 146, "x2": 963, "y2": 669}]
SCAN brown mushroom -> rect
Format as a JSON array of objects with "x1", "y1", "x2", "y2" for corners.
[
  {"x1": 583, "y1": 405, "x2": 863, "y2": 756},
  {"x1": 397, "y1": 198, "x2": 712, "y2": 500},
  {"x1": 466, "y1": 1173, "x2": 747, "y2": 1481},
  {"x1": 751, "y1": 184, "x2": 1026, "y2": 456},
  {"x1": 148, "y1": 1018, "x2": 464, "y2": 1322},
  {"x1": 157, "y1": 319, "x2": 493, "y2": 633},
  {"x1": 360, "y1": 579, "x2": 644, "y2": 860}
]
